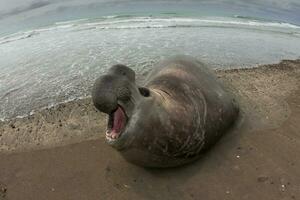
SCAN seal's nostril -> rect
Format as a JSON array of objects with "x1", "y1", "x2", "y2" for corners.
[{"x1": 139, "y1": 87, "x2": 150, "y2": 97}]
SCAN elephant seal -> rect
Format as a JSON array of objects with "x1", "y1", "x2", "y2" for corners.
[{"x1": 92, "y1": 55, "x2": 239, "y2": 168}]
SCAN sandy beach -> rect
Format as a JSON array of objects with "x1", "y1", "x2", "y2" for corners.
[{"x1": 0, "y1": 59, "x2": 299, "y2": 200}]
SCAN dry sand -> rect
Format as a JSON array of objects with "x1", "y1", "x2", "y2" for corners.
[{"x1": 0, "y1": 59, "x2": 299, "y2": 200}]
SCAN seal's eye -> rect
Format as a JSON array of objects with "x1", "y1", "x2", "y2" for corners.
[{"x1": 139, "y1": 87, "x2": 150, "y2": 97}]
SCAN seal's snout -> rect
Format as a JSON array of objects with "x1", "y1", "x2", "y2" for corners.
[
  {"x1": 92, "y1": 64, "x2": 138, "y2": 143},
  {"x1": 93, "y1": 92, "x2": 118, "y2": 114},
  {"x1": 92, "y1": 64, "x2": 135, "y2": 115},
  {"x1": 92, "y1": 75, "x2": 119, "y2": 114}
]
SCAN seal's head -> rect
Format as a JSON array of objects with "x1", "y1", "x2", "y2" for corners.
[{"x1": 92, "y1": 64, "x2": 150, "y2": 149}]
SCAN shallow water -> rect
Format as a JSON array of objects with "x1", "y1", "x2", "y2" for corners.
[{"x1": 0, "y1": 15, "x2": 300, "y2": 120}]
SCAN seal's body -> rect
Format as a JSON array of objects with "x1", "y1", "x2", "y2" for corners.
[{"x1": 92, "y1": 55, "x2": 239, "y2": 167}]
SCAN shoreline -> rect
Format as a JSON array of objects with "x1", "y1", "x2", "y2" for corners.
[
  {"x1": 0, "y1": 58, "x2": 298, "y2": 123},
  {"x1": 0, "y1": 59, "x2": 299, "y2": 153},
  {"x1": 1, "y1": 58, "x2": 298, "y2": 123}
]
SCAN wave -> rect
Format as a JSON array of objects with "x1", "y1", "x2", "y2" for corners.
[
  {"x1": 0, "y1": 16, "x2": 299, "y2": 45},
  {"x1": 78, "y1": 16, "x2": 300, "y2": 29},
  {"x1": 55, "y1": 18, "x2": 89, "y2": 25},
  {"x1": 0, "y1": 31, "x2": 39, "y2": 45}
]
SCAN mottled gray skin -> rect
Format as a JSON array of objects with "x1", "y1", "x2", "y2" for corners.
[{"x1": 92, "y1": 55, "x2": 239, "y2": 168}]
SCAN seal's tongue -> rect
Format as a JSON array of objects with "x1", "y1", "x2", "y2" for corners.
[{"x1": 109, "y1": 106, "x2": 126, "y2": 139}]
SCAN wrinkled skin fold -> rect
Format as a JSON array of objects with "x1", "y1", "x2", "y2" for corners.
[{"x1": 92, "y1": 55, "x2": 239, "y2": 168}]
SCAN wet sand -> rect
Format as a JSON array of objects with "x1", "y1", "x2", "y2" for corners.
[{"x1": 0, "y1": 60, "x2": 299, "y2": 200}]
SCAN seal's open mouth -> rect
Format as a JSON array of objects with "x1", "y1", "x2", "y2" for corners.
[{"x1": 106, "y1": 106, "x2": 127, "y2": 140}]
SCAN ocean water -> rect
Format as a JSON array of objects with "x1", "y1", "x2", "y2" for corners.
[{"x1": 0, "y1": 15, "x2": 300, "y2": 120}]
